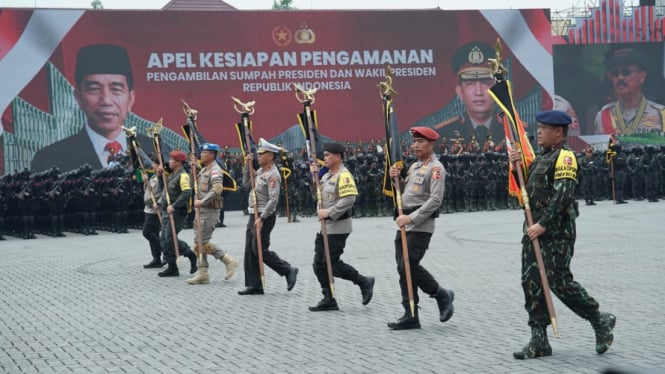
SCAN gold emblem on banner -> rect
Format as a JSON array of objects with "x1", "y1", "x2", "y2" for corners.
[
  {"x1": 295, "y1": 23, "x2": 316, "y2": 44},
  {"x1": 272, "y1": 26, "x2": 292, "y2": 46},
  {"x1": 468, "y1": 46, "x2": 484, "y2": 65}
]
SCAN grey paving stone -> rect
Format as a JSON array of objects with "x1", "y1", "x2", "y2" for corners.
[{"x1": 0, "y1": 201, "x2": 664, "y2": 373}]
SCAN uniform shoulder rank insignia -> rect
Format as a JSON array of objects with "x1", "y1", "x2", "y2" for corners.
[{"x1": 554, "y1": 149, "x2": 578, "y2": 181}]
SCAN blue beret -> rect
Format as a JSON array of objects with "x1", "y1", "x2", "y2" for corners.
[
  {"x1": 200, "y1": 143, "x2": 220, "y2": 152},
  {"x1": 535, "y1": 110, "x2": 571, "y2": 127}
]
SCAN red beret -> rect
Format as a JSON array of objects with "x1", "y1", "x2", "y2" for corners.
[
  {"x1": 169, "y1": 150, "x2": 187, "y2": 162},
  {"x1": 410, "y1": 127, "x2": 439, "y2": 141}
]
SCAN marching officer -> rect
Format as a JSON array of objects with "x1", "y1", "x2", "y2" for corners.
[
  {"x1": 508, "y1": 110, "x2": 615, "y2": 359},
  {"x1": 154, "y1": 150, "x2": 198, "y2": 277},
  {"x1": 308, "y1": 142, "x2": 375, "y2": 311},
  {"x1": 387, "y1": 127, "x2": 455, "y2": 330},
  {"x1": 187, "y1": 143, "x2": 240, "y2": 284},
  {"x1": 238, "y1": 139, "x2": 299, "y2": 295}
]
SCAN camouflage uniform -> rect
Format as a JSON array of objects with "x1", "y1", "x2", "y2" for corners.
[{"x1": 521, "y1": 144, "x2": 603, "y2": 326}]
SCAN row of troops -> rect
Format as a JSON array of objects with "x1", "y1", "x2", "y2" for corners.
[
  {"x1": 578, "y1": 144, "x2": 665, "y2": 205},
  {"x1": 1, "y1": 111, "x2": 618, "y2": 360},
  {"x1": 4, "y1": 140, "x2": 663, "y2": 241}
]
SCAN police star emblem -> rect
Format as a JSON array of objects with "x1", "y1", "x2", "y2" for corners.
[{"x1": 295, "y1": 23, "x2": 316, "y2": 44}]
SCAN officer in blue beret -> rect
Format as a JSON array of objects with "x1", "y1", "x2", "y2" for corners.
[{"x1": 508, "y1": 109, "x2": 616, "y2": 359}]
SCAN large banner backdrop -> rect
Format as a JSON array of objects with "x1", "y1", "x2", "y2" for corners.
[{"x1": 0, "y1": 8, "x2": 556, "y2": 174}]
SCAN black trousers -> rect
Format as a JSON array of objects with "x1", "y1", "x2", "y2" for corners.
[
  {"x1": 159, "y1": 210, "x2": 191, "y2": 263},
  {"x1": 313, "y1": 232, "x2": 360, "y2": 290},
  {"x1": 142, "y1": 213, "x2": 162, "y2": 259},
  {"x1": 243, "y1": 214, "x2": 291, "y2": 288},
  {"x1": 394, "y1": 231, "x2": 439, "y2": 305}
]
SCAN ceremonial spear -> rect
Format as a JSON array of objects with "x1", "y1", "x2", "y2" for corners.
[
  {"x1": 181, "y1": 100, "x2": 203, "y2": 266},
  {"x1": 487, "y1": 39, "x2": 559, "y2": 337},
  {"x1": 149, "y1": 119, "x2": 180, "y2": 260},
  {"x1": 292, "y1": 83, "x2": 335, "y2": 299},
  {"x1": 232, "y1": 97, "x2": 265, "y2": 288},
  {"x1": 122, "y1": 125, "x2": 161, "y2": 223},
  {"x1": 378, "y1": 66, "x2": 415, "y2": 318}
]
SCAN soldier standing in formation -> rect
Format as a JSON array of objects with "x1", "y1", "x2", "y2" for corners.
[
  {"x1": 508, "y1": 110, "x2": 615, "y2": 359},
  {"x1": 238, "y1": 139, "x2": 299, "y2": 295},
  {"x1": 154, "y1": 150, "x2": 198, "y2": 277},
  {"x1": 579, "y1": 147, "x2": 597, "y2": 206},
  {"x1": 308, "y1": 142, "x2": 375, "y2": 312},
  {"x1": 186, "y1": 143, "x2": 241, "y2": 285},
  {"x1": 387, "y1": 127, "x2": 455, "y2": 330}
]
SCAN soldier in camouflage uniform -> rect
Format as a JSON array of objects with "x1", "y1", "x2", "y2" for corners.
[{"x1": 509, "y1": 110, "x2": 615, "y2": 360}]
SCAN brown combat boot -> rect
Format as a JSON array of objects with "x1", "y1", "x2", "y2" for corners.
[
  {"x1": 186, "y1": 267, "x2": 209, "y2": 285},
  {"x1": 220, "y1": 253, "x2": 240, "y2": 280}
]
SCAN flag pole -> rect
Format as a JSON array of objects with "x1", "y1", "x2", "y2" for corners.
[
  {"x1": 292, "y1": 83, "x2": 335, "y2": 299},
  {"x1": 488, "y1": 39, "x2": 559, "y2": 338},
  {"x1": 149, "y1": 119, "x2": 180, "y2": 262},
  {"x1": 232, "y1": 97, "x2": 265, "y2": 289},
  {"x1": 378, "y1": 66, "x2": 415, "y2": 318}
]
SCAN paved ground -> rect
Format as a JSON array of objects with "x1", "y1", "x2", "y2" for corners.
[{"x1": 1, "y1": 200, "x2": 664, "y2": 374}]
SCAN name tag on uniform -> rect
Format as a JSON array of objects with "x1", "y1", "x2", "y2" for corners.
[{"x1": 412, "y1": 174, "x2": 425, "y2": 185}]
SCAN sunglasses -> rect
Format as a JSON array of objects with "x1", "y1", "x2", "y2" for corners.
[{"x1": 609, "y1": 68, "x2": 641, "y2": 77}]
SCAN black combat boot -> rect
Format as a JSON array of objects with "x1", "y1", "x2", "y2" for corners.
[
  {"x1": 182, "y1": 248, "x2": 198, "y2": 274},
  {"x1": 359, "y1": 276, "x2": 375, "y2": 305},
  {"x1": 143, "y1": 257, "x2": 163, "y2": 269},
  {"x1": 309, "y1": 289, "x2": 339, "y2": 311},
  {"x1": 590, "y1": 312, "x2": 616, "y2": 354},
  {"x1": 513, "y1": 325, "x2": 552, "y2": 359},
  {"x1": 285, "y1": 267, "x2": 299, "y2": 291},
  {"x1": 158, "y1": 262, "x2": 179, "y2": 277},
  {"x1": 387, "y1": 302, "x2": 420, "y2": 330},
  {"x1": 431, "y1": 287, "x2": 455, "y2": 322}
]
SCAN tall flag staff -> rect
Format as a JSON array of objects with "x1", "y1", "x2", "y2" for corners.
[
  {"x1": 292, "y1": 83, "x2": 335, "y2": 299},
  {"x1": 280, "y1": 151, "x2": 293, "y2": 223},
  {"x1": 605, "y1": 138, "x2": 617, "y2": 204},
  {"x1": 232, "y1": 96, "x2": 265, "y2": 289},
  {"x1": 487, "y1": 39, "x2": 559, "y2": 337},
  {"x1": 181, "y1": 101, "x2": 204, "y2": 266},
  {"x1": 122, "y1": 125, "x2": 162, "y2": 223},
  {"x1": 378, "y1": 66, "x2": 415, "y2": 318},
  {"x1": 149, "y1": 119, "x2": 180, "y2": 260}
]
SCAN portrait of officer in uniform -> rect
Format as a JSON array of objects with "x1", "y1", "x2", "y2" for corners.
[
  {"x1": 594, "y1": 46, "x2": 665, "y2": 135},
  {"x1": 30, "y1": 43, "x2": 157, "y2": 173},
  {"x1": 432, "y1": 42, "x2": 505, "y2": 146}
]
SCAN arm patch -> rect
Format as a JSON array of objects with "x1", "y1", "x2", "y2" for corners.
[
  {"x1": 179, "y1": 173, "x2": 191, "y2": 191},
  {"x1": 338, "y1": 171, "x2": 358, "y2": 197},
  {"x1": 554, "y1": 149, "x2": 578, "y2": 182}
]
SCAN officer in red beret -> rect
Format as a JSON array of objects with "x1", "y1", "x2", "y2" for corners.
[
  {"x1": 386, "y1": 126, "x2": 455, "y2": 330},
  {"x1": 153, "y1": 150, "x2": 198, "y2": 277}
]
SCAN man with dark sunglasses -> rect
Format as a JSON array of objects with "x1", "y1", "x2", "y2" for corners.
[{"x1": 594, "y1": 47, "x2": 665, "y2": 135}]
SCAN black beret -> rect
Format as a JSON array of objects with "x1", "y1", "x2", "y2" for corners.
[
  {"x1": 535, "y1": 110, "x2": 571, "y2": 127},
  {"x1": 323, "y1": 142, "x2": 345, "y2": 155},
  {"x1": 451, "y1": 42, "x2": 495, "y2": 80},
  {"x1": 75, "y1": 44, "x2": 134, "y2": 89},
  {"x1": 605, "y1": 47, "x2": 646, "y2": 70}
]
